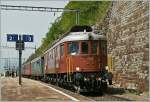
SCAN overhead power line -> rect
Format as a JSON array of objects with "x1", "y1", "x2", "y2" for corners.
[
  {"x1": 0, "y1": 57, "x2": 26, "y2": 59},
  {"x1": 0, "y1": 45, "x2": 36, "y2": 50},
  {"x1": 0, "y1": 4, "x2": 78, "y2": 12},
  {"x1": 0, "y1": 4, "x2": 80, "y2": 24}
]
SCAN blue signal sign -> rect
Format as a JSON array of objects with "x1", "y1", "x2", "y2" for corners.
[
  {"x1": 23, "y1": 35, "x2": 33, "y2": 42},
  {"x1": 7, "y1": 34, "x2": 18, "y2": 42}
]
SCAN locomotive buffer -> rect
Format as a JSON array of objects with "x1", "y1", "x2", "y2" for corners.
[{"x1": 7, "y1": 34, "x2": 33, "y2": 85}]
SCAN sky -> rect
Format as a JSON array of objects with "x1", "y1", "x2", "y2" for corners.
[{"x1": 0, "y1": 0, "x2": 69, "y2": 72}]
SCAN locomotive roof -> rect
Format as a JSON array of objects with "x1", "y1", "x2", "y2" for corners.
[
  {"x1": 23, "y1": 61, "x2": 30, "y2": 65},
  {"x1": 28, "y1": 26, "x2": 106, "y2": 62},
  {"x1": 44, "y1": 31, "x2": 106, "y2": 54},
  {"x1": 70, "y1": 25, "x2": 92, "y2": 32}
]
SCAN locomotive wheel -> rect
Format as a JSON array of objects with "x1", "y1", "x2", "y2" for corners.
[
  {"x1": 98, "y1": 87, "x2": 104, "y2": 95},
  {"x1": 101, "y1": 81, "x2": 108, "y2": 92}
]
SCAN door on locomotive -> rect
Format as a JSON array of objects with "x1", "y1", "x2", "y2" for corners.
[{"x1": 99, "y1": 40, "x2": 107, "y2": 70}]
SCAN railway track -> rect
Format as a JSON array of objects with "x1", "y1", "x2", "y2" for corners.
[
  {"x1": 81, "y1": 86, "x2": 133, "y2": 101},
  {"x1": 39, "y1": 80, "x2": 133, "y2": 101},
  {"x1": 87, "y1": 94, "x2": 132, "y2": 101}
]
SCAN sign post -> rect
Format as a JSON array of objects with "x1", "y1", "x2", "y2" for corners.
[
  {"x1": 7, "y1": 34, "x2": 33, "y2": 85},
  {"x1": 18, "y1": 35, "x2": 22, "y2": 85}
]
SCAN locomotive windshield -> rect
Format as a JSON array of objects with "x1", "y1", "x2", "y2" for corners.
[
  {"x1": 101, "y1": 40, "x2": 107, "y2": 55},
  {"x1": 92, "y1": 42, "x2": 97, "y2": 54},
  {"x1": 68, "y1": 42, "x2": 79, "y2": 55},
  {"x1": 81, "y1": 42, "x2": 88, "y2": 54}
]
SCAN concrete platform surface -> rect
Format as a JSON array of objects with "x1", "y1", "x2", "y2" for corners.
[{"x1": 1, "y1": 77, "x2": 79, "y2": 101}]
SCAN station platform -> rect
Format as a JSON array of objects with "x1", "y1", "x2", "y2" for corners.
[{"x1": 1, "y1": 77, "x2": 84, "y2": 101}]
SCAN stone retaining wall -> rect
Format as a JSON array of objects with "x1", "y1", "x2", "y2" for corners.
[{"x1": 97, "y1": 1, "x2": 149, "y2": 92}]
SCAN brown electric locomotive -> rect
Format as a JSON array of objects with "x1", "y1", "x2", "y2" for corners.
[{"x1": 23, "y1": 25, "x2": 110, "y2": 93}]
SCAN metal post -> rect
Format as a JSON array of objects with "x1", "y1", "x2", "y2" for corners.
[
  {"x1": 35, "y1": 45, "x2": 36, "y2": 53},
  {"x1": 76, "y1": 11, "x2": 78, "y2": 25},
  {"x1": 18, "y1": 35, "x2": 22, "y2": 85},
  {"x1": 77, "y1": 10, "x2": 80, "y2": 25},
  {"x1": 76, "y1": 10, "x2": 80, "y2": 25}
]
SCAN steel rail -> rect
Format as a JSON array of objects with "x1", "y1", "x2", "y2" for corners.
[{"x1": 0, "y1": 45, "x2": 36, "y2": 49}]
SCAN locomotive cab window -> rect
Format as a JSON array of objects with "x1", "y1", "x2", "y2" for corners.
[
  {"x1": 60, "y1": 44, "x2": 64, "y2": 56},
  {"x1": 92, "y1": 42, "x2": 97, "y2": 54},
  {"x1": 81, "y1": 42, "x2": 88, "y2": 54},
  {"x1": 68, "y1": 42, "x2": 79, "y2": 55},
  {"x1": 101, "y1": 40, "x2": 107, "y2": 55}
]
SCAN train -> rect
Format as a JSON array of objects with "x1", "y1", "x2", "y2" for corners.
[{"x1": 22, "y1": 25, "x2": 111, "y2": 93}]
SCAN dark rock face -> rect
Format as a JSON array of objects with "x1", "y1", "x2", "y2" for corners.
[{"x1": 96, "y1": 1, "x2": 149, "y2": 92}]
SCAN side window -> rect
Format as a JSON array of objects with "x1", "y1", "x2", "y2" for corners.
[
  {"x1": 51, "y1": 50, "x2": 53, "y2": 59},
  {"x1": 81, "y1": 42, "x2": 88, "y2": 54},
  {"x1": 60, "y1": 44, "x2": 64, "y2": 56},
  {"x1": 48, "y1": 52, "x2": 51, "y2": 60},
  {"x1": 101, "y1": 40, "x2": 107, "y2": 55},
  {"x1": 52, "y1": 49, "x2": 54, "y2": 59},
  {"x1": 68, "y1": 42, "x2": 79, "y2": 55},
  {"x1": 55, "y1": 47, "x2": 57, "y2": 57},
  {"x1": 92, "y1": 42, "x2": 97, "y2": 54}
]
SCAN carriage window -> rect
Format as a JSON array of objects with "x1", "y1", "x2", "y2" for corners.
[
  {"x1": 51, "y1": 50, "x2": 53, "y2": 59},
  {"x1": 60, "y1": 44, "x2": 64, "y2": 56},
  {"x1": 53, "y1": 49, "x2": 55, "y2": 59},
  {"x1": 48, "y1": 52, "x2": 51, "y2": 59},
  {"x1": 68, "y1": 42, "x2": 79, "y2": 55},
  {"x1": 92, "y1": 42, "x2": 97, "y2": 54},
  {"x1": 81, "y1": 42, "x2": 88, "y2": 54},
  {"x1": 55, "y1": 47, "x2": 57, "y2": 57}
]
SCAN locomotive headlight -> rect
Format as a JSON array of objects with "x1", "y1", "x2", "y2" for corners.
[
  {"x1": 76, "y1": 67, "x2": 80, "y2": 71},
  {"x1": 105, "y1": 66, "x2": 109, "y2": 70},
  {"x1": 96, "y1": 77, "x2": 101, "y2": 81},
  {"x1": 84, "y1": 78, "x2": 87, "y2": 81},
  {"x1": 84, "y1": 77, "x2": 89, "y2": 81}
]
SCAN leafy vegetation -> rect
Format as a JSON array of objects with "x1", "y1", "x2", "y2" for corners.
[{"x1": 27, "y1": 1, "x2": 111, "y2": 62}]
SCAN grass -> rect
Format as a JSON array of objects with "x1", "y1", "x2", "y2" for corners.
[{"x1": 27, "y1": 1, "x2": 111, "y2": 62}]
